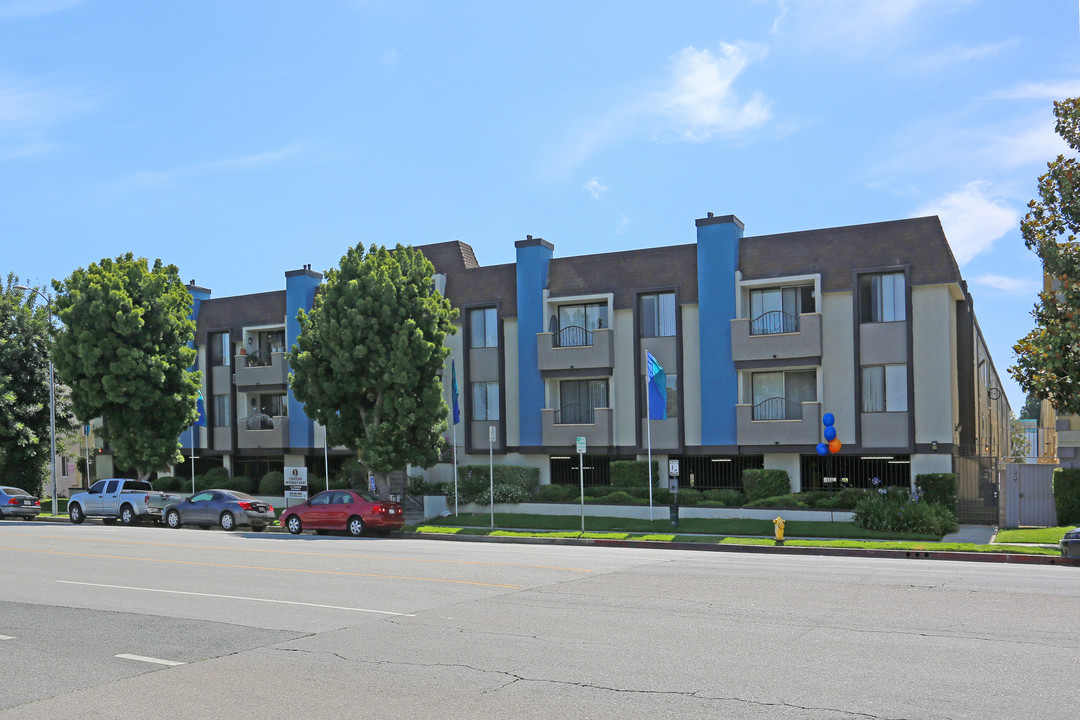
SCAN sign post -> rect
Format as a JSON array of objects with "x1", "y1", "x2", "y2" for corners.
[
  {"x1": 283, "y1": 466, "x2": 308, "y2": 508},
  {"x1": 488, "y1": 425, "x2": 496, "y2": 530},
  {"x1": 576, "y1": 436, "x2": 586, "y2": 533}
]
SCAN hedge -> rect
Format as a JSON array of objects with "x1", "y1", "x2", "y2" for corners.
[
  {"x1": 1053, "y1": 468, "x2": 1080, "y2": 525},
  {"x1": 259, "y1": 471, "x2": 285, "y2": 495},
  {"x1": 610, "y1": 460, "x2": 661, "y2": 488},
  {"x1": 701, "y1": 489, "x2": 746, "y2": 506},
  {"x1": 154, "y1": 476, "x2": 179, "y2": 492},
  {"x1": 915, "y1": 473, "x2": 957, "y2": 514},
  {"x1": 741, "y1": 469, "x2": 792, "y2": 502},
  {"x1": 457, "y1": 465, "x2": 540, "y2": 505}
]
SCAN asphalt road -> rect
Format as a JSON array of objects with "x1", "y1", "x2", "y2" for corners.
[{"x1": 1, "y1": 519, "x2": 1077, "y2": 719}]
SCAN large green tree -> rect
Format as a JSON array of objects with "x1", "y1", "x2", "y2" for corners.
[
  {"x1": 0, "y1": 273, "x2": 74, "y2": 491},
  {"x1": 52, "y1": 254, "x2": 200, "y2": 478},
  {"x1": 289, "y1": 244, "x2": 456, "y2": 496},
  {"x1": 1012, "y1": 97, "x2": 1080, "y2": 414}
]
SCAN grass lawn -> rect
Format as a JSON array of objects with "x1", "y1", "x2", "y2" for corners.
[
  {"x1": 995, "y1": 526, "x2": 1074, "y2": 544},
  {"x1": 420, "y1": 512, "x2": 942, "y2": 541}
]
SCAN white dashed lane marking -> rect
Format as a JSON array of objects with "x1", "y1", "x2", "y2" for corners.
[{"x1": 115, "y1": 654, "x2": 185, "y2": 667}]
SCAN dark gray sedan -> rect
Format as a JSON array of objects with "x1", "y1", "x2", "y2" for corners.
[
  {"x1": 162, "y1": 490, "x2": 275, "y2": 531},
  {"x1": 1061, "y1": 526, "x2": 1080, "y2": 559},
  {"x1": 0, "y1": 486, "x2": 41, "y2": 520}
]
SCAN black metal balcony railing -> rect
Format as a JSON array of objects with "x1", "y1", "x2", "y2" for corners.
[
  {"x1": 553, "y1": 325, "x2": 593, "y2": 348},
  {"x1": 752, "y1": 396, "x2": 804, "y2": 421},
  {"x1": 749, "y1": 311, "x2": 799, "y2": 336},
  {"x1": 554, "y1": 403, "x2": 595, "y2": 425}
]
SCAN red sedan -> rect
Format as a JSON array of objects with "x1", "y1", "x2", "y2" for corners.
[{"x1": 280, "y1": 489, "x2": 404, "y2": 537}]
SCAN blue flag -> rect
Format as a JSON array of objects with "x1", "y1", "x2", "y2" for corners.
[
  {"x1": 646, "y1": 351, "x2": 667, "y2": 420},
  {"x1": 451, "y1": 358, "x2": 460, "y2": 425},
  {"x1": 195, "y1": 392, "x2": 207, "y2": 427}
]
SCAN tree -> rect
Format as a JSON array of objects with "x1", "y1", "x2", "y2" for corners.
[
  {"x1": 288, "y1": 244, "x2": 456, "y2": 497},
  {"x1": 1019, "y1": 392, "x2": 1042, "y2": 421},
  {"x1": 1011, "y1": 96, "x2": 1080, "y2": 414},
  {"x1": 0, "y1": 273, "x2": 74, "y2": 491},
  {"x1": 1009, "y1": 415, "x2": 1031, "y2": 463},
  {"x1": 52, "y1": 254, "x2": 200, "y2": 479}
]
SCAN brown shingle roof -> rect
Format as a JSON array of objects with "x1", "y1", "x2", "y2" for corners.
[{"x1": 194, "y1": 290, "x2": 286, "y2": 342}]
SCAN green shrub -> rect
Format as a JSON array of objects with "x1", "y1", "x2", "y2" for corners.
[
  {"x1": 456, "y1": 464, "x2": 540, "y2": 505},
  {"x1": 745, "y1": 494, "x2": 809, "y2": 509},
  {"x1": 535, "y1": 484, "x2": 577, "y2": 501},
  {"x1": 596, "y1": 490, "x2": 637, "y2": 504},
  {"x1": 328, "y1": 478, "x2": 352, "y2": 490},
  {"x1": 154, "y1": 476, "x2": 179, "y2": 492},
  {"x1": 915, "y1": 473, "x2": 958, "y2": 514},
  {"x1": 205, "y1": 466, "x2": 230, "y2": 480},
  {"x1": 1053, "y1": 468, "x2": 1080, "y2": 525},
  {"x1": 852, "y1": 485, "x2": 958, "y2": 535},
  {"x1": 741, "y1": 469, "x2": 792, "y2": 502},
  {"x1": 610, "y1": 460, "x2": 660, "y2": 488},
  {"x1": 675, "y1": 488, "x2": 702, "y2": 505},
  {"x1": 653, "y1": 488, "x2": 673, "y2": 504},
  {"x1": 334, "y1": 456, "x2": 368, "y2": 483},
  {"x1": 407, "y1": 475, "x2": 445, "y2": 496},
  {"x1": 223, "y1": 476, "x2": 252, "y2": 493},
  {"x1": 259, "y1": 471, "x2": 285, "y2": 495},
  {"x1": 701, "y1": 489, "x2": 745, "y2": 506}
]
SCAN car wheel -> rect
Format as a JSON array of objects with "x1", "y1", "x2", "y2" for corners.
[
  {"x1": 166, "y1": 509, "x2": 182, "y2": 529},
  {"x1": 69, "y1": 503, "x2": 85, "y2": 524},
  {"x1": 285, "y1": 515, "x2": 303, "y2": 535},
  {"x1": 220, "y1": 512, "x2": 236, "y2": 531},
  {"x1": 120, "y1": 504, "x2": 137, "y2": 525},
  {"x1": 347, "y1": 515, "x2": 365, "y2": 537}
]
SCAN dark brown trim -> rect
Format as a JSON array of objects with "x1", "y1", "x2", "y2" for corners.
[
  {"x1": 734, "y1": 356, "x2": 822, "y2": 371},
  {"x1": 235, "y1": 384, "x2": 288, "y2": 393},
  {"x1": 540, "y1": 367, "x2": 613, "y2": 379}
]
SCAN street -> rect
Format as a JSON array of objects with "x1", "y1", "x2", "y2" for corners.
[{"x1": 1, "y1": 519, "x2": 1077, "y2": 719}]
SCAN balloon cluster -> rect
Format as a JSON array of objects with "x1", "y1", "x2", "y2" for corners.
[{"x1": 816, "y1": 413, "x2": 841, "y2": 456}]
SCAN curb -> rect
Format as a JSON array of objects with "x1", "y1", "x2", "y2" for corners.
[{"x1": 19, "y1": 515, "x2": 1077, "y2": 566}]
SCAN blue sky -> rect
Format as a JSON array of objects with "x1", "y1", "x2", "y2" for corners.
[{"x1": 2, "y1": 0, "x2": 1078, "y2": 412}]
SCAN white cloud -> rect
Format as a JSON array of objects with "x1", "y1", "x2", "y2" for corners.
[
  {"x1": 0, "y1": 75, "x2": 105, "y2": 160},
  {"x1": 991, "y1": 80, "x2": 1080, "y2": 101},
  {"x1": 111, "y1": 142, "x2": 306, "y2": 192},
  {"x1": 970, "y1": 273, "x2": 1040, "y2": 296},
  {"x1": 978, "y1": 116, "x2": 1069, "y2": 169},
  {"x1": 653, "y1": 43, "x2": 770, "y2": 142},
  {"x1": 0, "y1": 0, "x2": 82, "y2": 20},
  {"x1": 915, "y1": 182, "x2": 1018, "y2": 265},
  {"x1": 583, "y1": 178, "x2": 609, "y2": 199},
  {"x1": 615, "y1": 214, "x2": 629, "y2": 235},
  {"x1": 770, "y1": 0, "x2": 945, "y2": 52},
  {"x1": 908, "y1": 41, "x2": 1015, "y2": 74}
]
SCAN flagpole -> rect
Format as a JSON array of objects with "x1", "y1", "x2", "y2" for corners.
[
  {"x1": 190, "y1": 424, "x2": 195, "y2": 495},
  {"x1": 453, "y1": 418, "x2": 459, "y2": 517},
  {"x1": 451, "y1": 356, "x2": 459, "y2": 516},
  {"x1": 646, "y1": 349, "x2": 654, "y2": 522}
]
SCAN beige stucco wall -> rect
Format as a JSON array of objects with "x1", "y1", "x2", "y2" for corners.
[
  {"x1": 820, "y1": 292, "x2": 856, "y2": 444},
  {"x1": 912, "y1": 285, "x2": 956, "y2": 447},
  {"x1": 613, "y1": 309, "x2": 637, "y2": 447},
  {"x1": 763, "y1": 453, "x2": 801, "y2": 492},
  {"x1": 503, "y1": 318, "x2": 520, "y2": 448}
]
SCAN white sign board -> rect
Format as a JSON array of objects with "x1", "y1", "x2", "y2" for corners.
[
  {"x1": 576, "y1": 436, "x2": 586, "y2": 454},
  {"x1": 488, "y1": 425, "x2": 497, "y2": 443},
  {"x1": 284, "y1": 467, "x2": 308, "y2": 487},
  {"x1": 285, "y1": 489, "x2": 308, "y2": 501},
  {"x1": 668, "y1": 459, "x2": 680, "y2": 477}
]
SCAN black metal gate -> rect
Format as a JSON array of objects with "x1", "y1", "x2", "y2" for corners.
[{"x1": 953, "y1": 454, "x2": 999, "y2": 525}]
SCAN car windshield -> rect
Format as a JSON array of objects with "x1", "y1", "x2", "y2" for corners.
[{"x1": 1, "y1": 487, "x2": 29, "y2": 496}]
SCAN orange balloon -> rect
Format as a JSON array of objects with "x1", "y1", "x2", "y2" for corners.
[{"x1": 828, "y1": 438, "x2": 842, "y2": 454}]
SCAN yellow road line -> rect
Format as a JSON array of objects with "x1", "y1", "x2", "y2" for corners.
[
  {"x1": 0, "y1": 531, "x2": 591, "y2": 573},
  {"x1": 3, "y1": 547, "x2": 524, "y2": 589}
]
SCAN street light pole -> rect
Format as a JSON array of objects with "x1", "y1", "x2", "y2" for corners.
[{"x1": 14, "y1": 285, "x2": 57, "y2": 515}]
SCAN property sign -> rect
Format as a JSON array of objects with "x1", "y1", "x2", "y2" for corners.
[
  {"x1": 489, "y1": 425, "x2": 497, "y2": 443},
  {"x1": 284, "y1": 467, "x2": 308, "y2": 487},
  {"x1": 576, "y1": 436, "x2": 586, "y2": 454},
  {"x1": 668, "y1": 459, "x2": 680, "y2": 477},
  {"x1": 285, "y1": 489, "x2": 308, "y2": 501}
]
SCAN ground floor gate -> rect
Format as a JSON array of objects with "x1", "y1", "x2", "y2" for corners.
[
  {"x1": 1003, "y1": 462, "x2": 1058, "y2": 527},
  {"x1": 953, "y1": 455, "x2": 999, "y2": 525}
]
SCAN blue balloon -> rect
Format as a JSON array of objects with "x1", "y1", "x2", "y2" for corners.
[
  {"x1": 824, "y1": 426, "x2": 837, "y2": 441},
  {"x1": 816, "y1": 442, "x2": 829, "y2": 456},
  {"x1": 822, "y1": 412, "x2": 835, "y2": 427}
]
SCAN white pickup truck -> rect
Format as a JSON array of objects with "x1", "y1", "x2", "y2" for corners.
[{"x1": 68, "y1": 479, "x2": 183, "y2": 526}]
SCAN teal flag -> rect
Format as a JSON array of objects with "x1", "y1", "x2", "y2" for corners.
[{"x1": 646, "y1": 351, "x2": 667, "y2": 420}]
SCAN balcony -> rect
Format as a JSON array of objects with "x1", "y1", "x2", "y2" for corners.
[
  {"x1": 537, "y1": 328, "x2": 614, "y2": 373},
  {"x1": 736, "y1": 400, "x2": 821, "y2": 446},
  {"x1": 541, "y1": 406, "x2": 613, "y2": 448},
  {"x1": 234, "y1": 351, "x2": 289, "y2": 387},
  {"x1": 731, "y1": 313, "x2": 821, "y2": 364},
  {"x1": 237, "y1": 415, "x2": 290, "y2": 449}
]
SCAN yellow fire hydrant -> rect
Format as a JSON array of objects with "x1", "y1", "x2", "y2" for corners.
[{"x1": 773, "y1": 516, "x2": 786, "y2": 545}]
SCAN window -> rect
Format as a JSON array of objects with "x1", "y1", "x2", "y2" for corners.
[
  {"x1": 640, "y1": 292, "x2": 676, "y2": 338},
  {"x1": 470, "y1": 307, "x2": 498, "y2": 348},
  {"x1": 862, "y1": 364, "x2": 908, "y2": 412},
  {"x1": 559, "y1": 379, "x2": 609, "y2": 424},
  {"x1": 751, "y1": 370, "x2": 817, "y2": 420},
  {"x1": 555, "y1": 302, "x2": 609, "y2": 347},
  {"x1": 213, "y1": 394, "x2": 231, "y2": 427},
  {"x1": 859, "y1": 272, "x2": 905, "y2": 322},
  {"x1": 641, "y1": 373, "x2": 679, "y2": 419},
  {"x1": 209, "y1": 332, "x2": 231, "y2": 367},
  {"x1": 749, "y1": 286, "x2": 814, "y2": 335},
  {"x1": 60, "y1": 456, "x2": 69, "y2": 477},
  {"x1": 471, "y1": 382, "x2": 500, "y2": 420}
]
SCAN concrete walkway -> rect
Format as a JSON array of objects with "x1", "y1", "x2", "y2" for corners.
[{"x1": 940, "y1": 525, "x2": 996, "y2": 544}]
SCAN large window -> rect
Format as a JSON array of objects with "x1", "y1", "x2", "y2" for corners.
[
  {"x1": 558, "y1": 379, "x2": 608, "y2": 424},
  {"x1": 859, "y1": 272, "x2": 906, "y2": 323},
  {"x1": 749, "y1": 286, "x2": 814, "y2": 335},
  {"x1": 555, "y1": 302, "x2": 608, "y2": 347},
  {"x1": 470, "y1": 307, "x2": 498, "y2": 348},
  {"x1": 862, "y1": 364, "x2": 907, "y2": 412},
  {"x1": 751, "y1": 370, "x2": 817, "y2": 420},
  {"x1": 212, "y1": 394, "x2": 231, "y2": 427},
  {"x1": 471, "y1": 381, "x2": 500, "y2": 420},
  {"x1": 640, "y1": 292, "x2": 676, "y2": 338},
  {"x1": 209, "y1": 332, "x2": 230, "y2": 367}
]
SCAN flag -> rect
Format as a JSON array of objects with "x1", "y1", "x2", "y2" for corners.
[
  {"x1": 646, "y1": 351, "x2": 667, "y2": 420},
  {"x1": 195, "y1": 391, "x2": 207, "y2": 427},
  {"x1": 451, "y1": 358, "x2": 460, "y2": 425}
]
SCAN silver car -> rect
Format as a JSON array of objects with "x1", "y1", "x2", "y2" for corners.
[
  {"x1": 162, "y1": 489, "x2": 275, "y2": 531},
  {"x1": 0, "y1": 486, "x2": 41, "y2": 520}
]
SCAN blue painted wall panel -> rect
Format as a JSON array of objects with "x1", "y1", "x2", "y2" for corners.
[
  {"x1": 286, "y1": 271, "x2": 321, "y2": 449},
  {"x1": 515, "y1": 241, "x2": 552, "y2": 447},
  {"x1": 696, "y1": 217, "x2": 741, "y2": 445}
]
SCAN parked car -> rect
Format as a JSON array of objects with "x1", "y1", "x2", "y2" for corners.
[
  {"x1": 1061, "y1": 527, "x2": 1080, "y2": 559},
  {"x1": 280, "y1": 489, "x2": 404, "y2": 537},
  {"x1": 67, "y1": 479, "x2": 180, "y2": 525},
  {"x1": 163, "y1": 490, "x2": 275, "y2": 531},
  {"x1": 0, "y1": 486, "x2": 41, "y2": 520}
]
